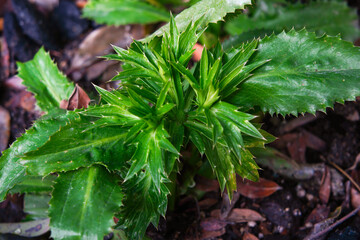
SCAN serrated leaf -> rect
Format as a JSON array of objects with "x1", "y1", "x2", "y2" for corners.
[
  {"x1": 21, "y1": 115, "x2": 132, "y2": 176},
  {"x1": 82, "y1": 0, "x2": 169, "y2": 25},
  {"x1": 213, "y1": 102, "x2": 263, "y2": 139},
  {"x1": 50, "y1": 165, "x2": 123, "y2": 240},
  {"x1": 227, "y1": 29, "x2": 360, "y2": 116},
  {"x1": 125, "y1": 124, "x2": 179, "y2": 191},
  {"x1": 225, "y1": 1, "x2": 359, "y2": 42},
  {"x1": 203, "y1": 139, "x2": 237, "y2": 196},
  {"x1": 119, "y1": 171, "x2": 169, "y2": 240},
  {"x1": 145, "y1": 0, "x2": 252, "y2": 41},
  {"x1": 94, "y1": 85, "x2": 130, "y2": 106},
  {"x1": 0, "y1": 110, "x2": 76, "y2": 200},
  {"x1": 17, "y1": 47, "x2": 74, "y2": 112}
]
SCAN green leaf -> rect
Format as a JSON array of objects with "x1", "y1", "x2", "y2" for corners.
[
  {"x1": 119, "y1": 171, "x2": 169, "y2": 240},
  {"x1": 145, "y1": 0, "x2": 252, "y2": 41},
  {"x1": 203, "y1": 139, "x2": 237, "y2": 196},
  {"x1": 227, "y1": 29, "x2": 360, "y2": 116},
  {"x1": 225, "y1": 1, "x2": 360, "y2": 42},
  {"x1": 125, "y1": 124, "x2": 179, "y2": 191},
  {"x1": 82, "y1": 0, "x2": 169, "y2": 25},
  {"x1": 9, "y1": 175, "x2": 55, "y2": 194},
  {"x1": 24, "y1": 194, "x2": 51, "y2": 220},
  {"x1": 0, "y1": 110, "x2": 76, "y2": 200},
  {"x1": 17, "y1": 47, "x2": 74, "y2": 112},
  {"x1": 21, "y1": 114, "x2": 131, "y2": 176},
  {"x1": 49, "y1": 165, "x2": 123, "y2": 240}
]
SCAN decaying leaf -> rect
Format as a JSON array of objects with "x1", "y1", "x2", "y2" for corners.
[
  {"x1": 237, "y1": 177, "x2": 282, "y2": 199},
  {"x1": 305, "y1": 205, "x2": 330, "y2": 226},
  {"x1": 211, "y1": 208, "x2": 265, "y2": 223},
  {"x1": 243, "y1": 232, "x2": 259, "y2": 240},
  {"x1": 305, "y1": 206, "x2": 342, "y2": 240},
  {"x1": 319, "y1": 166, "x2": 331, "y2": 204},
  {"x1": 70, "y1": 25, "x2": 144, "y2": 71},
  {"x1": 60, "y1": 84, "x2": 90, "y2": 110}
]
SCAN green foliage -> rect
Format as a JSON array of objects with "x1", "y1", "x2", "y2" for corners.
[
  {"x1": 224, "y1": 0, "x2": 359, "y2": 49},
  {"x1": 0, "y1": 110, "x2": 77, "y2": 200},
  {"x1": 145, "y1": 0, "x2": 252, "y2": 41},
  {"x1": 82, "y1": 0, "x2": 170, "y2": 25},
  {"x1": 49, "y1": 166, "x2": 123, "y2": 239},
  {"x1": 227, "y1": 29, "x2": 360, "y2": 116},
  {"x1": 1, "y1": 3, "x2": 360, "y2": 240},
  {"x1": 17, "y1": 47, "x2": 74, "y2": 112}
]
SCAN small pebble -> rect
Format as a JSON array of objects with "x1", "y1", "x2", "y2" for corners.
[
  {"x1": 296, "y1": 184, "x2": 306, "y2": 198},
  {"x1": 248, "y1": 221, "x2": 257, "y2": 227},
  {"x1": 293, "y1": 208, "x2": 302, "y2": 216},
  {"x1": 306, "y1": 193, "x2": 314, "y2": 201},
  {"x1": 305, "y1": 222, "x2": 313, "y2": 228}
]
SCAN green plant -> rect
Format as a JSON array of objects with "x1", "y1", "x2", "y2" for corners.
[
  {"x1": 1, "y1": 1, "x2": 360, "y2": 239},
  {"x1": 224, "y1": 0, "x2": 359, "y2": 49}
]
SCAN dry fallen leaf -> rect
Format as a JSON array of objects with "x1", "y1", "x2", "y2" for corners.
[
  {"x1": 195, "y1": 176, "x2": 220, "y2": 192},
  {"x1": 60, "y1": 84, "x2": 90, "y2": 110},
  {"x1": 198, "y1": 198, "x2": 218, "y2": 210},
  {"x1": 304, "y1": 206, "x2": 341, "y2": 240},
  {"x1": 243, "y1": 232, "x2": 259, "y2": 240},
  {"x1": 319, "y1": 166, "x2": 331, "y2": 204},
  {"x1": 200, "y1": 228, "x2": 225, "y2": 240},
  {"x1": 237, "y1": 177, "x2": 282, "y2": 199},
  {"x1": 351, "y1": 187, "x2": 360, "y2": 212},
  {"x1": 211, "y1": 208, "x2": 265, "y2": 223},
  {"x1": 200, "y1": 218, "x2": 227, "y2": 232},
  {"x1": 305, "y1": 205, "x2": 330, "y2": 225}
]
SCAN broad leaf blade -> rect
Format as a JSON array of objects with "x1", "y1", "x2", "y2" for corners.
[
  {"x1": 228, "y1": 29, "x2": 360, "y2": 115},
  {"x1": 9, "y1": 175, "x2": 55, "y2": 194},
  {"x1": 21, "y1": 115, "x2": 131, "y2": 176},
  {"x1": 17, "y1": 48, "x2": 74, "y2": 112},
  {"x1": 225, "y1": 1, "x2": 359, "y2": 42},
  {"x1": 50, "y1": 165, "x2": 123, "y2": 240},
  {"x1": 0, "y1": 110, "x2": 76, "y2": 200},
  {"x1": 83, "y1": 0, "x2": 169, "y2": 25},
  {"x1": 145, "y1": 0, "x2": 252, "y2": 41}
]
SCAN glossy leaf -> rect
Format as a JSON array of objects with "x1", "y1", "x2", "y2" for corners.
[
  {"x1": 9, "y1": 175, "x2": 55, "y2": 194},
  {"x1": 225, "y1": 1, "x2": 359, "y2": 42},
  {"x1": 17, "y1": 48, "x2": 74, "y2": 112},
  {"x1": 119, "y1": 171, "x2": 169, "y2": 239},
  {"x1": 50, "y1": 165, "x2": 123, "y2": 240},
  {"x1": 125, "y1": 123, "x2": 179, "y2": 191},
  {"x1": 228, "y1": 29, "x2": 360, "y2": 115},
  {"x1": 0, "y1": 110, "x2": 77, "y2": 200},
  {"x1": 146, "y1": 0, "x2": 252, "y2": 41},
  {"x1": 83, "y1": 0, "x2": 169, "y2": 25},
  {"x1": 21, "y1": 114, "x2": 131, "y2": 176}
]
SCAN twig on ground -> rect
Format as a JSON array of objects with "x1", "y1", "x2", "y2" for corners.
[
  {"x1": 305, "y1": 205, "x2": 360, "y2": 240},
  {"x1": 326, "y1": 160, "x2": 360, "y2": 193}
]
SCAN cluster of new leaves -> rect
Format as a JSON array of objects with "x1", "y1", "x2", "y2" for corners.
[{"x1": 2, "y1": 4, "x2": 360, "y2": 240}]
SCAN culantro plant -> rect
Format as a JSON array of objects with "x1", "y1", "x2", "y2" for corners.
[{"x1": 1, "y1": 2, "x2": 360, "y2": 240}]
